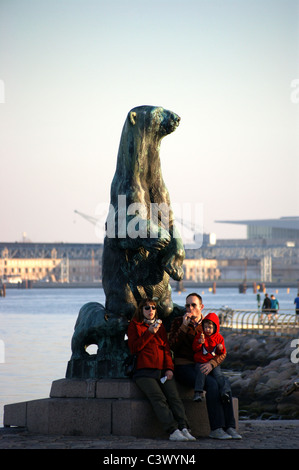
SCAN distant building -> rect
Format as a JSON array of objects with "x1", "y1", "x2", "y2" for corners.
[
  {"x1": 183, "y1": 259, "x2": 220, "y2": 282},
  {"x1": 215, "y1": 216, "x2": 299, "y2": 241},
  {"x1": 0, "y1": 243, "x2": 102, "y2": 284},
  {"x1": 0, "y1": 247, "x2": 61, "y2": 283},
  {"x1": 0, "y1": 234, "x2": 298, "y2": 284}
]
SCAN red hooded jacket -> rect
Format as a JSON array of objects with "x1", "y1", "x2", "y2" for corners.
[
  {"x1": 127, "y1": 318, "x2": 174, "y2": 371},
  {"x1": 192, "y1": 312, "x2": 226, "y2": 364}
]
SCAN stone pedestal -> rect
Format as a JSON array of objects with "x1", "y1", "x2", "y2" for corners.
[
  {"x1": 4, "y1": 378, "x2": 238, "y2": 438},
  {"x1": 65, "y1": 357, "x2": 127, "y2": 379}
]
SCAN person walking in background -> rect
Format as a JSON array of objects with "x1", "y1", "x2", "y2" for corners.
[
  {"x1": 270, "y1": 294, "x2": 279, "y2": 322},
  {"x1": 294, "y1": 293, "x2": 299, "y2": 324},
  {"x1": 127, "y1": 297, "x2": 196, "y2": 442},
  {"x1": 261, "y1": 293, "x2": 271, "y2": 322},
  {"x1": 256, "y1": 292, "x2": 261, "y2": 310}
]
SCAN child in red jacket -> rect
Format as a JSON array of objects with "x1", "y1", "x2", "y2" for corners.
[{"x1": 192, "y1": 312, "x2": 231, "y2": 403}]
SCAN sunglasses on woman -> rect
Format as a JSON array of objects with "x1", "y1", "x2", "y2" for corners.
[{"x1": 144, "y1": 305, "x2": 156, "y2": 310}]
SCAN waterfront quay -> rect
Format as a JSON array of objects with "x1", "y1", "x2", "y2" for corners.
[
  {"x1": 3, "y1": 280, "x2": 299, "y2": 290},
  {"x1": 1, "y1": 236, "x2": 299, "y2": 286}
]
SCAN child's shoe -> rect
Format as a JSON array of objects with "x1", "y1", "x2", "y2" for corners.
[{"x1": 193, "y1": 391, "x2": 204, "y2": 402}]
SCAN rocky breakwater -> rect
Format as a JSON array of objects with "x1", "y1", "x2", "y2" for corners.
[{"x1": 222, "y1": 331, "x2": 299, "y2": 419}]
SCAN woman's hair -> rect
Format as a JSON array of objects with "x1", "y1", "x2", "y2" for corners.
[{"x1": 133, "y1": 298, "x2": 157, "y2": 322}]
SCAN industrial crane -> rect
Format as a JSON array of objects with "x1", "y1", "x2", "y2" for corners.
[
  {"x1": 74, "y1": 209, "x2": 107, "y2": 242},
  {"x1": 74, "y1": 210, "x2": 99, "y2": 226},
  {"x1": 74, "y1": 209, "x2": 203, "y2": 247}
]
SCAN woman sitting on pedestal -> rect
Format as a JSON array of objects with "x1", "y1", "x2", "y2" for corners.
[{"x1": 127, "y1": 297, "x2": 196, "y2": 441}]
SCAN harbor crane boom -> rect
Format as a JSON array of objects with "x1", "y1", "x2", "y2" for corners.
[{"x1": 74, "y1": 210, "x2": 98, "y2": 226}]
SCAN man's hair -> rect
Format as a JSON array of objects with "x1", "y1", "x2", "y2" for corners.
[{"x1": 186, "y1": 292, "x2": 202, "y2": 304}]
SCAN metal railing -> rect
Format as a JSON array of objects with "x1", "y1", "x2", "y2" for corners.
[{"x1": 202, "y1": 308, "x2": 299, "y2": 336}]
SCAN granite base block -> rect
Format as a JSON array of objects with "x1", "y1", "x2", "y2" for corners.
[{"x1": 4, "y1": 378, "x2": 239, "y2": 438}]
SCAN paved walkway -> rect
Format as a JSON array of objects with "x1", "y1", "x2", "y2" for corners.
[{"x1": 0, "y1": 420, "x2": 298, "y2": 449}]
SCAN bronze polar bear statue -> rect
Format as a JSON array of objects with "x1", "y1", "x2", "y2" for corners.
[
  {"x1": 67, "y1": 302, "x2": 129, "y2": 377},
  {"x1": 70, "y1": 302, "x2": 129, "y2": 360},
  {"x1": 67, "y1": 105, "x2": 185, "y2": 378},
  {"x1": 102, "y1": 105, "x2": 185, "y2": 319}
]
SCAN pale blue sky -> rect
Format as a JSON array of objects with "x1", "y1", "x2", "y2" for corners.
[{"x1": 0, "y1": 0, "x2": 298, "y2": 243}]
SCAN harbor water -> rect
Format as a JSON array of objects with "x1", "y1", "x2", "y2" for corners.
[{"x1": 0, "y1": 286, "x2": 297, "y2": 426}]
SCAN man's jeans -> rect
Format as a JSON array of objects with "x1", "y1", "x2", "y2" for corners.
[{"x1": 174, "y1": 363, "x2": 235, "y2": 431}]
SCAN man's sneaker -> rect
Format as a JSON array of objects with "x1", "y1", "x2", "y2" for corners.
[
  {"x1": 193, "y1": 391, "x2": 204, "y2": 402},
  {"x1": 181, "y1": 428, "x2": 196, "y2": 441},
  {"x1": 226, "y1": 427, "x2": 242, "y2": 439},
  {"x1": 209, "y1": 428, "x2": 232, "y2": 439},
  {"x1": 169, "y1": 429, "x2": 188, "y2": 441}
]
